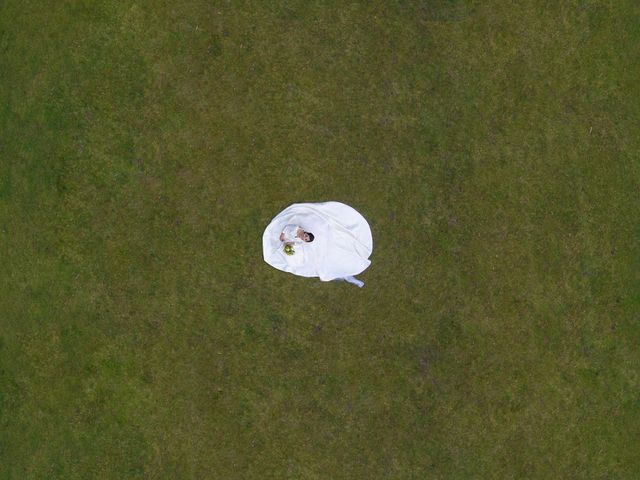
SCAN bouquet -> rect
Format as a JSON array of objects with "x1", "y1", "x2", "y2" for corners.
[{"x1": 284, "y1": 244, "x2": 295, "y2": 256}]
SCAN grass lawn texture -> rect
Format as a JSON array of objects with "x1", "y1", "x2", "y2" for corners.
[{"x1": 1, "y1": 1, "x2": 639, "y2": 478}]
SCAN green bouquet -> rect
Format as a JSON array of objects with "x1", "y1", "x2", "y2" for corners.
[{"x1": 284, "y1": 244, "x2": 295, "y2": 256}]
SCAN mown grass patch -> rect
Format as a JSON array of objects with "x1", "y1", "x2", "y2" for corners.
[{"x1": 1, "y1": 1, "x2": 639, "y2": 478}]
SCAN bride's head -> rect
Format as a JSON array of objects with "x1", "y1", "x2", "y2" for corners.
[{"x1": 302, "y1": 231, "x2": 315, "y2": 242}]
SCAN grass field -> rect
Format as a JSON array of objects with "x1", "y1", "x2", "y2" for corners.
[{"x1": 1, "y1": 1, "x2": 639, "y2": 478}]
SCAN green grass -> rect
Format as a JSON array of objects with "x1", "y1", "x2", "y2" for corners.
[{"x1": 1, "y1": 1, "x2": 639, "y2": 478}]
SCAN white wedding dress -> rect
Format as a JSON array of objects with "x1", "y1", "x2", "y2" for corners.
[{"x1": 262, "y1": 202, "x2": 373, "y2": 287}]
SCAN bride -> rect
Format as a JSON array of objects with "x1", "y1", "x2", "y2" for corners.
[{"x1": 262, "y1": 201, "x2": 373, "y2": 287}]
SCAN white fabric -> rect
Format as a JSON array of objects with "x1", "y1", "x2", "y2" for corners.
[
  {"x1": 263, "y1": 202, "x2": 373, "y2": 283},
  {"x1": 343, "y1": 275, "x2": 365, "y2": 288},
  {"x1": 281, "y1": 224, "x2": 303, "y2": 243}
]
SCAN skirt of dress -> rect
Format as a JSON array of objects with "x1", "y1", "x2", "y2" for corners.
[{"x1": 262, "y1": 201, "x2": 373, "y2": 282}]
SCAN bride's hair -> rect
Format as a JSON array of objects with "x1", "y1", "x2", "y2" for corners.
[{"x1": 306, "y1": 232, "x2": 315, "y2": 242}]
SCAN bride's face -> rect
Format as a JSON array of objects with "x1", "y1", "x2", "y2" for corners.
[{"x1": 301, "y1": 232, "x2": 311, "y2": 242}]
